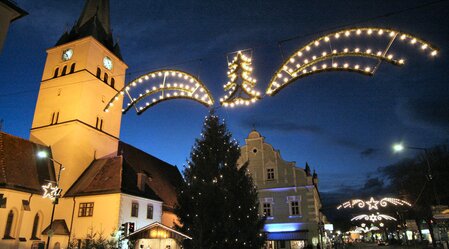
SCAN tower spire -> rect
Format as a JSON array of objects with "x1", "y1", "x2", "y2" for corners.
[
  {"x1": 77, "y1": 0, "x2": 111, "y2": 35},
  {"x1": 56, "y1": 0, "x2": 122, "y2": 59}
]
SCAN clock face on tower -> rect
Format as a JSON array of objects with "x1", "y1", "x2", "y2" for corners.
[
  {"x1": 103, "y1": 56, "x2": 113, "y2": 70},
  {"x1": 62, "y1": 49, "x2": 73, "y2": 61}
]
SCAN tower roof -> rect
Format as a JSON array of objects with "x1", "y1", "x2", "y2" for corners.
[{"x1": 56, "y1": 0, "x2": 122, "y2": 59}]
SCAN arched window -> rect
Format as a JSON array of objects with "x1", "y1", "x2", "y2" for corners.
[
  {"x1": 30, "y1": 213, "x2": 40, "y2": 240},
  {"x1": 61, "y1": 65, "x2": 67, "y2": 76},
  {"x1": 54, "y1": 242, "x2": 61, "y2": 249},
  {"x1": 104, "y1": 73, "x2": 108, "y2": 84},
  {"x1": 3, "y1": 210, "x2": 14, "y2": 239},
  {"x1": 96, "y1": 68, "x2": 101, "y2": 78},
  {"x1": 110, "y1": 78, "x2": 115, "y2": 88},
  {"x1": 53, "y1": 68, "x2": 59, "y2": 78},
  {"x1": 70, "y1": 63, "x2": 76, "y2": 73}
]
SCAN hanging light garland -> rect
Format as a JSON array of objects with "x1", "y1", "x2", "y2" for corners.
[
  {"x1": 104, "y1": 69, "x2": 214, "y2": 115},
  {"x1": 220, "y1": 51, "x2": 261, "y2": 107},
  {"x1": 337, "y1": 197, "x2": 412, "y2": 210},
  {"x1": 266, "y1": 27, "x2": 439, "y2": 96}
]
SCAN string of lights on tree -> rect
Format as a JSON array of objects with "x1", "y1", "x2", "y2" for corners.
[
  {"x1": 103, "y1": 70, "x2": 214, "y2": 114},
  {"x1": 103, "y1": 27, "x2": 439, "y2": 113},
  {"x1": 220, "y1": 51, "x2": 261, "y2": 107},
  {"x1": 266, "y1": 27, "x2": 438, "y2": 96},
  {"x1": 337, "y1": 197, "x2": 412, "y2": 210}
]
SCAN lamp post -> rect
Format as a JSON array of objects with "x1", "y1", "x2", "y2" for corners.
[
  {"x1": 37, "y1": 151, "x2": 64, "y2": 249},
  {"x1": 392, "y1": 143, "x2": 440, "y2": 205}
]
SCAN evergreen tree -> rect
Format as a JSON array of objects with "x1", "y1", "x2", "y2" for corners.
[{"x1": 175, "y1": 111, "x2": 265, "y2": 249}]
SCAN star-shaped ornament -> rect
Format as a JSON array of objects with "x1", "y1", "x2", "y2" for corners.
[
  {"x1": 369, "y1": 214, "x2": 379, "y2": 222},
  {"x1": 366, "y1": 197, "x2": 379, "y2": 210}
]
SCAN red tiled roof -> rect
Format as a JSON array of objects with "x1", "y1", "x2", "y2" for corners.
[{"x1": 0, "y1": 132, "x2": 55, "y2": 193}]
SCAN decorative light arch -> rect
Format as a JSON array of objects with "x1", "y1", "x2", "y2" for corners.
[
  {"x1": 266, "y1": 27, "x2": 439, "y2": 96},
  {"x1": 351, "y1": 213, "x2": 397, "y2": 222},
  {"x1": 337, "y1": 197, "x2": 412, "y2": 210},
  {"x1": 104, "y1": 70, "x2": 214, "y2": 115}
]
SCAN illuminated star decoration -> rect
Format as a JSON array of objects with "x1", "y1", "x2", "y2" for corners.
[
  {"x1": 266, "y1": 27, "x2": 439, "y2": 96},
  {"x1": 104, "y1": 70, "x2": 214, "y2": 115},
  {"x1": 220, "y1": 51, "x2": 261, "y2": 107},
  {"x1": 337, "y1": 197, "x2": 412, "y2": 210},
  {"x1": 351, "y1": 212, "x2": 397, "y2": 222},
  {"x1": 42, "y1": 183, "x2": 61, "y2": 200},
  {"x1": 366, "y1": 197, "x2": 379, "y2": 210}
]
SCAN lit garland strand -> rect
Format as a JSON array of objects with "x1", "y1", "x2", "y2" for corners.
[
  {"x1": 266, "y1": 27, "x2": 439, "y2": 96},
  {"x1": 337, "y1": 197, "x2": 412, "y2": 210},
  {"x1": 220, "y1": 51, "x2": 261, "y2": 107},
  {"x1": 103, "y1": 70, "x2": 214, "y2": 114},
  {"x1": 351, "y1": 212, "x2": 397, "y2": 222}
]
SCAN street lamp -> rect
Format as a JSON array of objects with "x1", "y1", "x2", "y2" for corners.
[
  {"x1": 37, "y1": 150, "x2": 64, "y2": 249},
  {"x1": 392, "y1": 143, "x2": 440, "y2": 204}
]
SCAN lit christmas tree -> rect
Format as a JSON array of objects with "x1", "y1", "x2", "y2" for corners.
[
  {"x1": 175, "y1": 111, "x2": 265, "y2": 249},
  {"x1": 220, "y1": 51, "x2": 261, "y2": 107}
]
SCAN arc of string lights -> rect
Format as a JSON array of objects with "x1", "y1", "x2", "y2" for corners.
[
  {"x1": 266, "y1": 27, "x2": 439, "y2": 96},
  {"x1": 220, "y1": 51, "x2": 261, "y2": 107},
  {"x1": 337, "y1": 197, "x2": 412, "y2": 210},
  {"x1": 104, "y1": 70, "x2": 214, "y2": 115},
  {"x1": 351, "y1": 212, "x2": 397, "y2": 222}
]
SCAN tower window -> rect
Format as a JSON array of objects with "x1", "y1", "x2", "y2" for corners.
[
  {"x1": 30, "y1": 213, "x2": 40, "y2": 240},
  {"x1": 3, "y1": 210, "x2": 14, "y2": 239},
  {"x1": 51, "y1": 112, "x2": 60, "y2": 125},
  {"x1": 96, "y1": 117, "x2": 104, "y2": 130},
  {"x1": 61, "y1": 65, "x2": 67, "y2": 76},
  {"x1": 53, "y1": 68, "x2": 59, "y2": 78},
  {"x1": 104, "y1": 73, "x2": 109, "y2": 84},
  {"x1": 70, "y1": 63, "x2": 76, "y2": 73},
  {"x1": 111, "y1": 78, "x2": 115, "y2": 88},
  {"x1": 131, "y1": 202, "x2": 139, "y2": 217},
  {"x1": 96, "y1": 68, "x2": 101, "y2": 78}
]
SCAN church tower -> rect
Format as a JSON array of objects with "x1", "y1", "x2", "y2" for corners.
[{"x1": 30, "y1": 0, "x2": 128, "y2": 192}]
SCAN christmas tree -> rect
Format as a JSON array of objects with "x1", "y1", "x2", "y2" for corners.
[
  {"x1": 175, "y1": 111, "x2": 265, "y2": 249},
  {"x1": 220, "y1": 51, "x2": 261, "y2": 107}
]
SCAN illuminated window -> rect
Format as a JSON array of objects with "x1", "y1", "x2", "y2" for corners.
[
  {"x1": 78, "y1": 202, "x2": 94, "y2": 217},
  {"x1": 263, "y1": 203, "x2": 272, "y2": 217},
  {"x1": 267, "y1": 168, "x2": 275, "y2": 181},
  {"x1": 3, "y1": 210, "x2": 14, "y2": 239},
  {"x1": 290, "y1": 201, "x2": 300, "y2": 216},
  {"x1": 30, "y1": 213, "x2": 40, "y2": 240},
  {"x1": 131, "y1": 202, "x2": 139, "y2": 217},
  {"x1": 147, "y1": 204, "x2": 153, "y2": 219}
]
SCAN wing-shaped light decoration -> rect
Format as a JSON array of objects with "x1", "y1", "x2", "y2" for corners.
[
  {"x1": 220, "y1": 51, "x2": 262, "y2": 107},
  {"x1": 351, "y1": 213, "x2": 397, "y2": 222},
  {"x1": 267, "y1": 27, "x2": 439, "y2": 96},
  {"x1": 337, "y1": 196, "x2": 412, "y2": 210},
  {"x1": 104, "y1": 70, "x2": 214, "y2": 115}
]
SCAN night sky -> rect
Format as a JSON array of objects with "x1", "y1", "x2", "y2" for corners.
[{"x1": 1, "y1": 0, "x2": 448, "y2": 197}]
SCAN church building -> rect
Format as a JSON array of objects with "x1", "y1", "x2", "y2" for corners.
[
  {"x1": 0, "y1": 1, "x2": 182, "y2": 249},
  {"x1": 238, "y1": 131, "x2": 327, "y2": 249}
]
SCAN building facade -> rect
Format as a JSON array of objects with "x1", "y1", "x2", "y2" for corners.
[
  {"x1": 0, "y1": 1, "x2": 182, "y2": 249},
  {"x1": 238, "y1": 131, "x2": 326, "y2": 249}
]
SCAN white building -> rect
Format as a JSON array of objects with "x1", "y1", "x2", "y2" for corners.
[
  {"x1": 238, "y1": 130, "x2": 327, "y2": 249},
  {"x1": 0, "y1": 1, "x2": 182, "y2": 249}
]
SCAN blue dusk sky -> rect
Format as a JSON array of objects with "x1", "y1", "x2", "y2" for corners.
[{"x1": 0, "y1": 0, "x2": 448, "y2": 196}]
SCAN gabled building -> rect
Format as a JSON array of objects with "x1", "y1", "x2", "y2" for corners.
[
  {"x1": 238, "y1": 130, "x2": 326, "y2": 249},
  {"x1": 0, "y1": 1, "x2": 182, "y2": 249}
]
